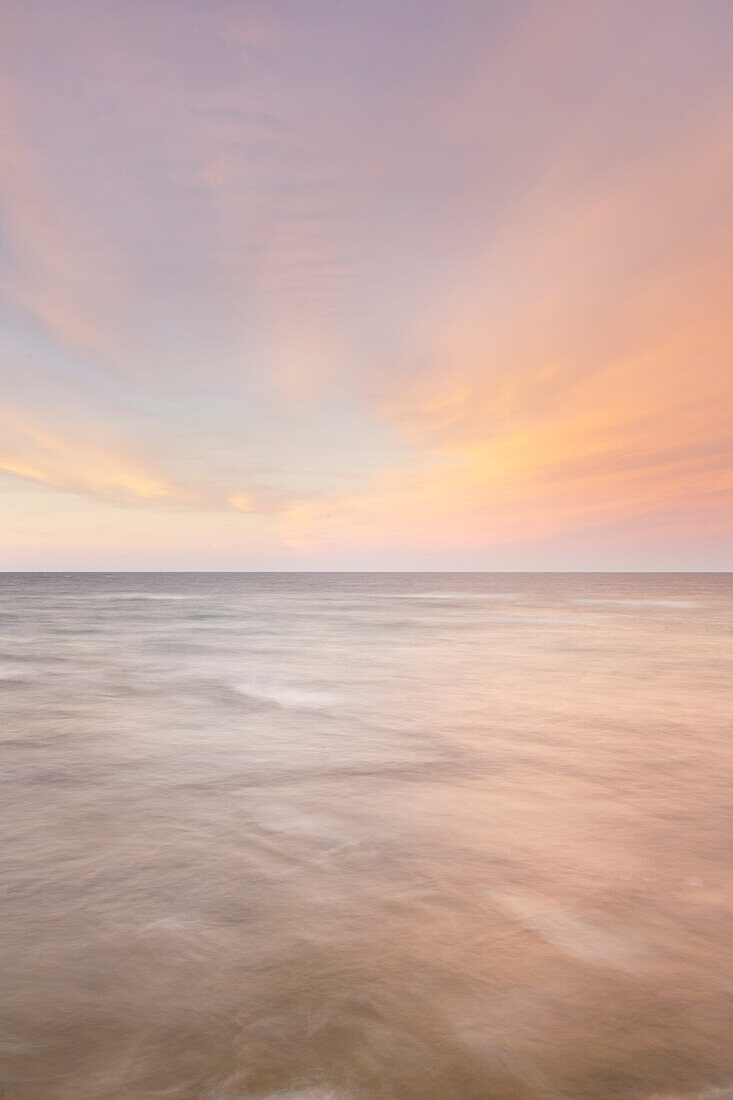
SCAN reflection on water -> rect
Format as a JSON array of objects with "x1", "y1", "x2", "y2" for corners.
[{"x1": 0, "y1": 572, "x2": 731, "y2": 1100}]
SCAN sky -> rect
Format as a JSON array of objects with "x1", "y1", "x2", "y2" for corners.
[{"x1": 1, "y1": 0, "x2": 731, "y2": 570}]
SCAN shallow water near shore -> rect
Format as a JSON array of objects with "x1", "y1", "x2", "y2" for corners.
[{"x1": 1, "y1": 572, "x2": 731, "y2": 1100}]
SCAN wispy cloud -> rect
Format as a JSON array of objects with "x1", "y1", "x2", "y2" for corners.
[
  {"x1": 0, "y1": 403, "x2": 264, "y2": 513},
  {"x1": 0, "y1": 0, "x2": 731, "y2": 567}
]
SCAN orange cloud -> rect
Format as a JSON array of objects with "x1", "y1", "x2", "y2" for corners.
[{"x1": 0, "y1": 407, "x2": 263, "y2": 514}]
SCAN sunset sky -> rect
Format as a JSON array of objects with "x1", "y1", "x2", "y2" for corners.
[{"x1": 1, "y1": 0, "x2": 731, "y2": 570}]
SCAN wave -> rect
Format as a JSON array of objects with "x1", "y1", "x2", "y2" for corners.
[
  {"x1": 571, "y1": 598, "x2": 702, "y2": 608},
  {"x1": 695, "y1": 1085, "x2": 733, "y2": 1100},
  {"x1": 0, "y1": 663, "x2": 31, "y2": 681},
  {"x1": 488, "y1": 613, "x2": 604, "y2": 626},
  {"x1": 232, "y1": 682, "x2": 340, "y2": 710},
  {"x1": 92, "y1": 593, "x2": 201, "y2": 601},
  {"x1": 377, "y1": 592, "x2": 518, "y2": 600},
  {"x1": 257, "y1": 1089, "x2": 350, "y2": 1100},
  {"x1": 492, "y1": 892, "x2": 648, "y2": 970}
]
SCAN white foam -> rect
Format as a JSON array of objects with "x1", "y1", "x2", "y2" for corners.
[
  {"x1": 487, "y1": 613, "x2": 603, "y2": 626},
  {"x1": 233, "y1": 682, "x2": 340, "y2": 710},
  {"x1": 655, "y1": 1087, "x2": 733, "y2": 1100},
  {"x1": 260, "y1": 1091, "x2": 348, "y2": 1100},
  {"x1": 95, "y1": 593, "x2": 200, "y2": 600},
  {"x1": 571, "y1": 598, "x2": 702, "y2": 608},
  {"x1": 0, "y1": 662, "x2": 31, "y2": 681},
  {"x1": 206, "y1": 1088, "x2": 347, "y2": 1100},
  {"x1": 492, "y1": 892, "x2": 648, "y2": 970},
  {"x1": 378, "y1": 592, "x2": 518, "y2": 600}
]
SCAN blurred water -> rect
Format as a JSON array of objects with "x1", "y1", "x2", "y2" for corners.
[{"x1": 0, "y1": 572, "x2": 731, "y2": 1100}]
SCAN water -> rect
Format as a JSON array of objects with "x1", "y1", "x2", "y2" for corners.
[{"x1": 0, "y1": 572, "x2": 731, "y2": 1100}]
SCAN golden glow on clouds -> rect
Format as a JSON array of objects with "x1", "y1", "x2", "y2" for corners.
[
  {"x1": 0, "y1": 410, "x2": 257, "y2": 512},
  {"x1": 0, "y1": 419, "x2": 173, "y2": 503},
  {"x1": 228, "y1": 493, "x2": 254, "y2": 513}
]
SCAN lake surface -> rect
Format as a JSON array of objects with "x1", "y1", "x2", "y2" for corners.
[{"x1": 0, "y1": 572, "x2": 731, "y2": 1100}]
